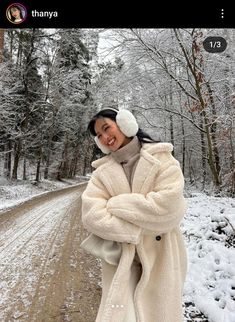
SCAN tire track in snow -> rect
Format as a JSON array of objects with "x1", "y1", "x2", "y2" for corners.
[
  {"x1": 0, "y1": 184, "x2": 102, "y2": 322},
  {"x1": 0, "y1": 189, "x2": 82, "y2": 276}
]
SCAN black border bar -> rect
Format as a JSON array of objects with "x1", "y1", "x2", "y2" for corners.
[{"x1": 0, "y1": 2, "x2": 234, "y2": 28}]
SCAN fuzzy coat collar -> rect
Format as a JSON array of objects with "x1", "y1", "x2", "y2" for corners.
[
  {"x1": 91, "y1": 142, "x2": 173, "y2": 169},
  {"x1": 91, "y1": 142, "x2": 174, "y2": 196}
]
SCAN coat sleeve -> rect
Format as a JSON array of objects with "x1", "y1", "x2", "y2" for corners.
[
  {"x1": 81, "y1": 176, "x2": 142, "y2": 244},
  {"x1": 107, "y1": 157, "x2": 187, "y2": 234}
]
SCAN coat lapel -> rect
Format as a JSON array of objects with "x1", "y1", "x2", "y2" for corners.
[
  {"x1": 132, "y1": 149, "x2": 161, "y2": 194},
  {"x1": 98, "y1": 160, "x2": 131, "y2": 196},
  {"x1": 93, "y1": 145, "x2": 162, "y2": 196}
]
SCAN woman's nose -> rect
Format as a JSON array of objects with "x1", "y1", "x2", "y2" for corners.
[{"x1": 100, "y1": 133, "x2": 109, "y2": 143}]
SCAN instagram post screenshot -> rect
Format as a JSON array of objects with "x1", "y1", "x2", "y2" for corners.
[{"x1": 0, "y1": 2, "x2": 234, "y2": 322}]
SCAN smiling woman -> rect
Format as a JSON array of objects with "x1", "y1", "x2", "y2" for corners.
[
  {"x1": 6, "y1": 3, "x2": 27, "y2": 24},
  {"x1": 81, "y1": 107, "x2": 188, "y2": 322},
  {"x1": 95, "y1": 117, "x2": 132, "y2": 151}
]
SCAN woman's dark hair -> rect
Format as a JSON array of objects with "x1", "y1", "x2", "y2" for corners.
[{"x1": 87, "y1": 108, "x2": 160, "y2": 143}]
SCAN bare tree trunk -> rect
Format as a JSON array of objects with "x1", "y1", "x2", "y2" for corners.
[
  {"x1": 4, "y1": 140, "x2": 12, "y2": 178},
  {"x1": 69, "y1": 143, "x2": 80, "y2": 178},
  {"x1": 229, "y1": 122, "x2": 235, "y2": 196},
  {"x1": 36, "y1": 158, "x2": 41, "y2": 182},
  {"x1": 23, "y1": 156, "x2": 27, "y2": 180},
  {"x1": 206, "y1": 82, "x2": 221, "y2": 178},
  {"x1": 199, "y1": 117, "x2": 207, "y2": 189},
  {"x1": 44, "y1": 147, "x2": 51, "y2": 179},
  {"x1": 163, "y1": 97, "x2": 168, "y2": 141},
  {"x1": 179, "y1": 93, "x2": 186, "y2": 175},
  {"x1": 187, "y1": 149, "x2": 198, "y2": 189},
  {"x1": 0, "y1": 29, "x2": 4, "y2": 63},
  {"x1": 229, "y1": 126, "x2": 235, "y2": 179},
  {"x1": 69, "y1": 157, "x2": 78, "y2": 178},
  {"x1": 169, "y1": 114, "x2": 174, "y2": 155},
  {"x1": 57, "y1": 134, "x2": 69, "y2": 180},
  {"x1": 12, "y1": 140, "x2": 22, "y2": 180},
  {"x1": 44, "y1": 106, "x2": 59, "y2": 179},
  {"x1": 44, "y1": 131, "x2": 53, "y2": 180},
  {"x1": 169, "y1": 82, "x2": 174, "y2": 156},
  {"x1": 16, "y1": 31, "x2": 23, "y2": 66},
  {"x1": 35, "y1": 145, "x2": 42, "y2": 182}
]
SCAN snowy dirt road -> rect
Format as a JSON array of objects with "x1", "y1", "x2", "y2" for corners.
[{"x1": 0, "y1": 183, "x2": 102, "y2": 322}]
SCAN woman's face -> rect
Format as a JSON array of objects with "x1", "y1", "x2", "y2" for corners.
[
  {"x1": 94, "y1": 117, "x2": 131, "y2": 152},
  {"x1": 10, "y1": 7, "x2": 21, "y2": 19}
]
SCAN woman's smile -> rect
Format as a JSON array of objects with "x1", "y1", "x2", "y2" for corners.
[{"x1": 107, "y1": 138, "x2": 115, "y2": 146}]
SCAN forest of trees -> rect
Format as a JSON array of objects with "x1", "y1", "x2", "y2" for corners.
[{"x1": 0, "y1": 28, "x2": 234, "y2": 196}]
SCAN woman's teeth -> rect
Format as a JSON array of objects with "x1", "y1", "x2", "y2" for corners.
[{"x1": 108, "y1": 138, "x2": 115, "y2": 146}]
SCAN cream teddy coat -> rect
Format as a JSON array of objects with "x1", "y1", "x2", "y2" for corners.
[{"x1": 81, "y1": 142, "x2": 188, "y2": 322}]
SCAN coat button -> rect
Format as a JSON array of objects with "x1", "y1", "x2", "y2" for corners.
[{"x1": 155, "y1": 235, "x2": 161, "y2": 241}]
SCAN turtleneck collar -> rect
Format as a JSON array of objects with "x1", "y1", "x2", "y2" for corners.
[{"x1": 111, "y1": 136, "x2": 141, "y2": 164}]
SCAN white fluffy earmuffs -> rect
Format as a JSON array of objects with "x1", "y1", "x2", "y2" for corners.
[{"x1": 94, "y1": 108, "x2": 139, "y2": 154}]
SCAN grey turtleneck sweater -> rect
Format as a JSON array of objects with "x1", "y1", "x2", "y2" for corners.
[{"x1": 111, "y1": 136, "x2": 141, "y2": 187}]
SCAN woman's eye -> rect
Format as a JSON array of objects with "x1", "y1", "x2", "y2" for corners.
[{"x1": 104, "y1": 126, "x2": 109, "y2": 131}]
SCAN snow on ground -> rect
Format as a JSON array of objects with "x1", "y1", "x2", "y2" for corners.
[
  {"x1": 0, "y1": 178, "x2": 234, "y2": 322},
  {"x1": 0, "y1": 176, "x2": 89, "y2": 212},
  {"x1": 182, "y1": 192, "x2": 235, "y2": 322}
]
